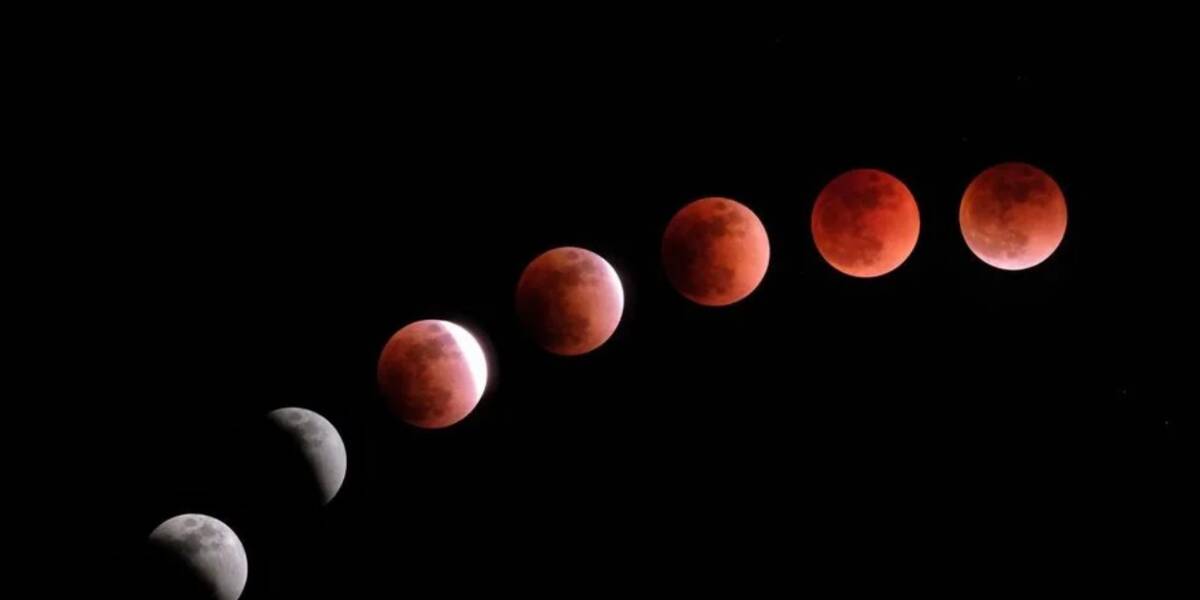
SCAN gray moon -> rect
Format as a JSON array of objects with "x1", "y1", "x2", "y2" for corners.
[
  {"x1": 147, "y1": 514, "x2": 248, "y2": 600},
  {"x1": 266, "y1": 407, "x2": 347, "y2": 505}
]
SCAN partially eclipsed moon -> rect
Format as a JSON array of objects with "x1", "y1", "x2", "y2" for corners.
[
  {"x1": 516, "y1": 247, "x2": 624, "y2": 355},
  {"x1": 960, "y1": 162, "x2": 1067, "y2": 270},
  {"x1": 147, "y1": 513, "x2": 248, "y2": 600},
  {"x1": 377, "y1": 320, "x2": 489, "y2": 428},
  {"x1": 661, "y1": 197, "x2": 770, "y2": 306},
  {"x1": 266, "y1": 407, "x2": 347, "y2": 505},
  {"x1": 811, "y1": 168, "x2": 920, "y2": 278}
]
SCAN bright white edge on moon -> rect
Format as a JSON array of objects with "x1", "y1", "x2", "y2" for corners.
[
  {"x1": 601, "y1": 258, "x2": 625, "y2": 316},
  {"x1": 149, "y1": 513, "x2": 248, "y2": 600},
  {"x1": 441, "y1": 320, "x2": 488, "y2": 399}
]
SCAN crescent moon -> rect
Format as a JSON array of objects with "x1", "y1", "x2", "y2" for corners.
[
  {"x1": 266, "y1": 407, "x2": 347, "y2": 505},
  {"x1": 147, "y1": 513, "x2": 248, "y2": 600}
]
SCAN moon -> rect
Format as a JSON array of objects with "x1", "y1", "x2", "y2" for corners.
[
  {"x1": 146, "y1": 514, "x2": 247, "y2": 600},
  {"x1": 960, "y1": 162, "x2": 1067, "y2": 270},
  {"x1": 378, "y1": 320, "x2": 488, "y2": 428},
  {"x1": 515, "y1": 246, "x2": 624, "y2": 355},
  {"x1": 266, "y1": 407, "x2": 347, "y2": 505},
  {"x1": 811, "y1": 168, "x2": 920, "y2": 278},
  {"x1": 661, "y1": 197, "x2": 770, "y2": 306}
]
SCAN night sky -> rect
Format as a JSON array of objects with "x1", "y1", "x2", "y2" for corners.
[{"x1": 80, "y1": 14, "x2": 1189, "y2": 597}]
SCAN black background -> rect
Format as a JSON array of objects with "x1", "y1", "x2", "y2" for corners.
[{"x1": 72, "y1": 11, "x2": 1189, "y2": 597}]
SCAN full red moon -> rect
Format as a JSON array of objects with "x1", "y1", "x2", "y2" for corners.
[
  {"x1": 516, "y1": 247, "x2": 624, "y2": 355},
  {"x1": 960, "y1": 162, "x2": 1067, "y2": 270},
  {"x1": 811, "y1": 169, "x2": 920, "y2": 278},
  {"x1": 377, "y1": 319, "x2": 489, "y2": 429},
  {"x1": 661, "y1": 197, "x2": 770, "y2": 306}
]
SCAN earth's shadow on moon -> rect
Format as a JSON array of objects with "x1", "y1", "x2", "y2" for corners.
[
  {"x1": 251, "y1": 418, "x2": 333, "y2": 512},
  {"x1": 661, "y1": 197, "x2": 769, "y2": 305},
  {"x1": 141, "y1": 540, "x2": 224, "y2": 599},
  {"x1": 516, "y1": 247, "x2": 623, "y2": 355}
]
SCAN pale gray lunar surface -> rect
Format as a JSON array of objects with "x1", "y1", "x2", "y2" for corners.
[
  {"x1": 267, "y1": 407, "x2": 347, "y2": 504},
  {"x1": 147, "y1": 513, "x2": 248, "y2": 600}
]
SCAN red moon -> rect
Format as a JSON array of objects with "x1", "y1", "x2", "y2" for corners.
[
  {"x1": 377, "y1": 319, "x2": 488, "y2": 429},
  {"x1": 515, "y1": 247, "x2": 624, "y2": 355},
  {"x1": 661, "y1": 197, "x2": 770, "y2": 306},
  {"x1": 960, "y1": 162, "x2": 1067, "y2": 270},
  {"x1": 811, "y1": 169, "x2": 920, "y2": 278}
]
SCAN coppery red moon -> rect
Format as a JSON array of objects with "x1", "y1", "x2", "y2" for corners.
[
  {"x1": 811, "y1": 169, "x2": 920, "y2": 278},
  {"x1": 377, "y1": 319, "x2": 488, "y2": 429},
  {"x1": 515, "y1": 246, "x2": 624, "y2": 355},
  {"x1": 661, "y1": 197, "x2": 770, "y2": 306},
  {"x1": 959, "y1": 162, "x2": 1067, "y2": 270}
]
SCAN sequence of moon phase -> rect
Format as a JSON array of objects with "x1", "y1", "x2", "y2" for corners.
[
  {"x1": 150, "y1": 162, "x2": 1066, "y2": 597},
  {"x1": 149, "y1": 408, "x2": 346, "y2": 598},
  {"x1": 375, "y1": 162, "x2": 1067, "y2": 429}
]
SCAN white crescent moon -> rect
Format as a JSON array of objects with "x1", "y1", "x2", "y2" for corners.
[
  {"x1": 148, "y1": 513, "x2": 247, "y2": 600},
  {"x1": 266, "y1": 407, "x2": 348, "y2": 505}
]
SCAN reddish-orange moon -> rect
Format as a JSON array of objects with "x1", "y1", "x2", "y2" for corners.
[
  {"x1": 515, "y1": 247, "x2": 624, "y2": 356},
  {"x1": 811, "y1": 169, "x2": 920, "y2": 278},
  {"x1": 377, "y1": 319, "x2": 489, "y2": 429},
  {"x1": 661, "y1": 197, "x2": 770, "y2": 306},
  {"x1": 960, "y1": 162, "x2": 1067, "y2": 270}
]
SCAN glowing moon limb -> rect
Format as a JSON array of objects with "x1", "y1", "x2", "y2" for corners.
[{"x1": 441, "y1": 321, "x2": 488, "y2": 398}]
